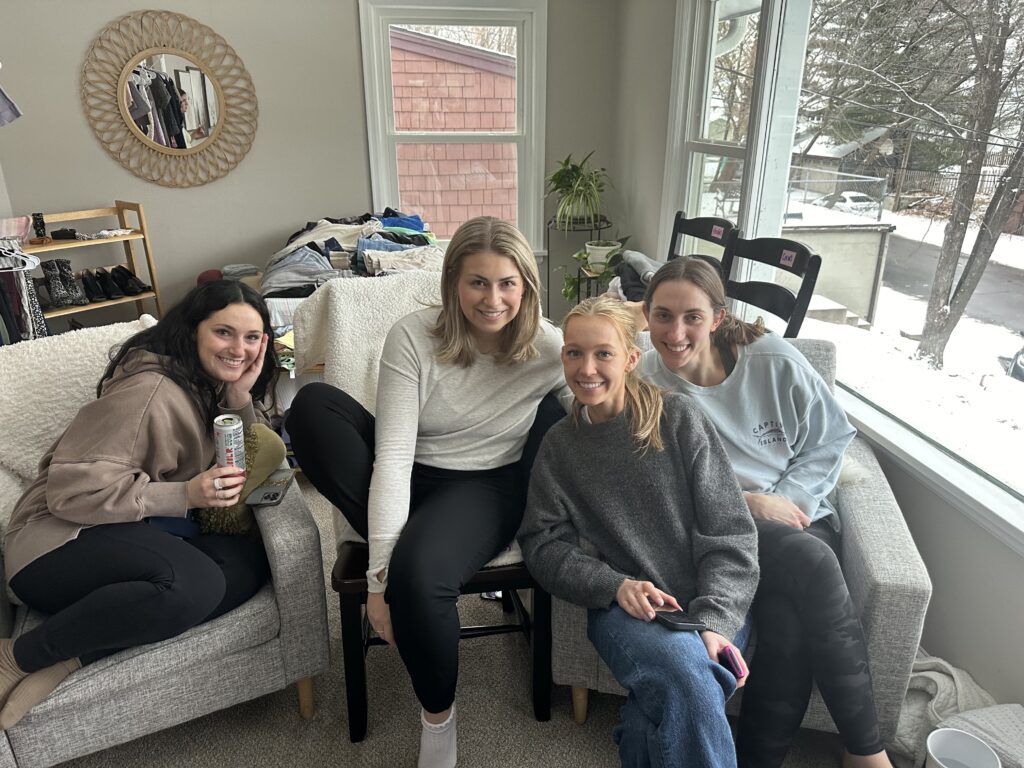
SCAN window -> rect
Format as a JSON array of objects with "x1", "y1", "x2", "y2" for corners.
[
  {"x1": 359, "y1": 0, "x2": 547, "y2": 244},
  {"x1": 663, "y1": 0, "x2": 1024, "y2": 500}
]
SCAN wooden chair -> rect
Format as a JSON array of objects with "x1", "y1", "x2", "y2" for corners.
[
  {"x1": 665, "y1": 210, "x2": 738, "y2": 261},
  {"x1": 720, "y1": 235, "x2": 821, "y2": 337},
  {"x1": 331, "y1": 541, "x2": 552, "y2": 742}
]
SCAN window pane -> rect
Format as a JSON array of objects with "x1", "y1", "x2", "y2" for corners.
[
  {"x1": 701, "y1": 10, "x2": 760, "y2": 145},
  {"x1": 779, "y1": 0, "x2": 1024, "y2": 497},
  {"x1": 390, "y1": 25, "x2": 517, "y2": 133},
  {"x1": 396, "y1": 142, "x2": 518, "y2": 239}
]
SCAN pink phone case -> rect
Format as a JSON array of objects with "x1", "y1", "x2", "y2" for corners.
[{"x1": 719, "y1": 646, "x2": 748, "y2": 679}]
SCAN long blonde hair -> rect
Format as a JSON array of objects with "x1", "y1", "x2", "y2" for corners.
[
  {"x1": 644, "y1": 258, "x2": 765, "y2": 347},
  {"x1": 432, "y1": 216, "x2": 542, "y2": 367},
  {"x1": 562, "y1": 297, "x2": 665, "y2": 453}
]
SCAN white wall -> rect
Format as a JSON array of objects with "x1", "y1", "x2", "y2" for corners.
[{"x1": 0, "y1": 160, "x2": 12, "y2": 220}]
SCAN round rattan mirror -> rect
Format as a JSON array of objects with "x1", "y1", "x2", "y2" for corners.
[{"x1": 81, "y1": 11, "x2": 258, "y2": 187}]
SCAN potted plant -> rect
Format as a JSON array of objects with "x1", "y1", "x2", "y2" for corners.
[
  {"x1": 561, "y1": 236, "x2": 629, "y2": 302},
  {"x1": 545, "y1": 151, "x2": 610, "y2": 231}
]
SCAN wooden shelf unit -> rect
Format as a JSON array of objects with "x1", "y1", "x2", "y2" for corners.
[{"x1": 22, "y1": 201, "x2": 163, "y2": 322}]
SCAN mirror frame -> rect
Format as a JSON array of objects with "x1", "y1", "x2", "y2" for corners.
[{"x1": 81, "y1": 11, "x2": 258, "y2": 188}]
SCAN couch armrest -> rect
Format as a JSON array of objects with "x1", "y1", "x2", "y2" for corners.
[
  {"x1": 255, "y1": 488, "x2": 329, "y2": 683},
  {"x1": 835, "y1": 436, "x2": 932, "y2": 743}
]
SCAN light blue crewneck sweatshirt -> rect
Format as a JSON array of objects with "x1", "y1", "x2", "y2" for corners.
[{"x1": 639, "y1": 332, "x2": 855, "y2": 526}]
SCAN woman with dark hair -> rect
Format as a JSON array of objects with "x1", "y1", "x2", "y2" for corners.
[
  {"x1": 0, "y1": 279, "x2": 277, "y2": 728},
  {"x1": 288, "y1": 216, "x2": 566, "y2": 768},
  {"x1": 640, "y1": 258, "x2": 892, "y2": 768}
]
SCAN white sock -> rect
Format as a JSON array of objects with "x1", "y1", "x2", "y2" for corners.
[{"x1": 418, "y1": 705, "x2": 457, "y2": 768}]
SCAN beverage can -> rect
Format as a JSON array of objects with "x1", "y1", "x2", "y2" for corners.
[{"x1": 213, "y1": 414, "x2": 246, "y2": 469}]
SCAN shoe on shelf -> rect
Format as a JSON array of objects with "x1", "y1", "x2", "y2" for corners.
[
  {"x1": 80, "y1": 270, "x2": 105, "y2": 303},
  {"x1": 93, "y1": 268, "x2": 125, "y2": 300},
  {"x1": 32, "y1": 277, "x2": 53, "y2": 311},
  {"x1": 54, "y1": 259, "x2": 89, "y2": 306},
  {"x1": 110, "y1": 265, "x2": 150, "y2": 296},
  {"x1": 40, "y1": 259, "x2": 73, "y2": 308}
]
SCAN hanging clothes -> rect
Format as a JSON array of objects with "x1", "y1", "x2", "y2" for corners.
[{"x1": 0, "y1": 83, "x2": 22, "y2": 127}]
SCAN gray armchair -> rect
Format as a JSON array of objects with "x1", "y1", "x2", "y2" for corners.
[
  {"x1": 553, "y1": 338, "x2": 932, "y2": 745},
  {"x1": 0, "y1": 318, "x2": 329, "y2": 768}
]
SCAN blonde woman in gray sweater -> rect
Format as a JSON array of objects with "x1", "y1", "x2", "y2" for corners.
[{"x1": 520, "y1": 296, "x2": 758, "y2": 768}]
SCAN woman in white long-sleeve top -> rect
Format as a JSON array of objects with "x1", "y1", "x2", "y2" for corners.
[
  {"x1": 640, "y1": 257, "x2": 892, "y2": 768},
  {"x1": 287, "y1": 216, "x2": 566, "y2": 768}
]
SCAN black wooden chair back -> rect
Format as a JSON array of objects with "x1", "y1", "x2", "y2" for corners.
[
  {"x1": 665, "y1": 210, "x2": 737, "y2": 261},
  {"x1": 720, "y1": 235, "x2": 821, "y2": 337}
]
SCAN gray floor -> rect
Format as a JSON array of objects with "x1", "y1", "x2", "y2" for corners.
[{"x1": 63, "y1": 478, "x2": 845, "y2": 768}]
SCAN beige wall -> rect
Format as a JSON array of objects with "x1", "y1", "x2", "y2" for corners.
[
  {"x1": 876, "y1": 453, "x2": 1024, "y2": 704},
  {"x1": 0, "y1": 0, "x2": 371, "y2": 315}
]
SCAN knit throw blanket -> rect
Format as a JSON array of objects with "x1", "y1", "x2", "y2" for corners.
[{"x1": 292, "y1": 271, "x2": 442, "y2": 413}]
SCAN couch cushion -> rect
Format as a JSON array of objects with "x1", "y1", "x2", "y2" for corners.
[
  {"x1": 11, "y1": 581, "x2": 279, "y2": 711},
  {"x1": 0, "y1": 315, "x2": 158, "y2": 484}
]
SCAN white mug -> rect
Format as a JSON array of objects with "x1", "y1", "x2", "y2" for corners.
[{"x1": 926, "y1": 728, "x2": 1001, "y2": 768}]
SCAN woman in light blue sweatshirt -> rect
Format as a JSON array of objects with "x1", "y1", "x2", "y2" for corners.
[{"x1": 639, "y1": 258, "x2": 893, "y2": 768}]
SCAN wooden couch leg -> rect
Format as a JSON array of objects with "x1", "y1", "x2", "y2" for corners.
[
  {"x1": 571, "y1": 687, "x2": 589, "y2": 724},
  {"x1": 297, "y1": 677, "x2": 316, "y2": 719}
]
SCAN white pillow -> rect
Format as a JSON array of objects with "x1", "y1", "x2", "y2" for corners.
[{"x1": 0, "y1": 315, "x2": 158, "y2": 483}]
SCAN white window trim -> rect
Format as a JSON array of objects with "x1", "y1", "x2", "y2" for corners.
[
  {"x1": 839, "y1": 388, "x2": 1024, "y2": 559},
  {"x1": 359, "y1": 0, "x2": 547, "y2": 247},
  {"x1": 658, "y1": 0, "x2": 812, "y2": 259}
]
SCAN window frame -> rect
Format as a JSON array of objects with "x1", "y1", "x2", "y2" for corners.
[{"x1": 359, "y1": 0, "x2": 547, "y2": 246}]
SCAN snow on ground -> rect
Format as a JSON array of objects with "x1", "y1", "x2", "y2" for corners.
[
  {"x1": 799, "y1": 289, "x2": 1023, "y2": 496},
  {"x1": 785, "y1": 192, "x2": 1024, "y2": 270}
]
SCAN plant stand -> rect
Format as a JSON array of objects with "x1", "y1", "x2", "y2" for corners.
[{"x1": 543, "y1": 215, "x2": 611, "y2": 316}]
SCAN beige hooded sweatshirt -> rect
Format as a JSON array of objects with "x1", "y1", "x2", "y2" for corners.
[{"x1": 3, "y1": 350, "x2": 259, "y2": 585}]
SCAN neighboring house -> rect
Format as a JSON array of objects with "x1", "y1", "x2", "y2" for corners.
[
  {"x1": 390, "y1": 27, "x2": 516, "y2": 238},
  {"x1": 790, "y1": 126, "x2": 891, "y2": 198}
]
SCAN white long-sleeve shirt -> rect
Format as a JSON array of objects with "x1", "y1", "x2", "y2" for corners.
[
  {"x1": 367, "y1": 307, "x2": 566, "y2": 591},
  {"x1": 639, "y1": 333, "x2": 855, "y2": 526}
]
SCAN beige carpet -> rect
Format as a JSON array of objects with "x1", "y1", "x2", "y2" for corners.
[{"x1": 62, "y1": 478, "x2": 846, "y2": 768}]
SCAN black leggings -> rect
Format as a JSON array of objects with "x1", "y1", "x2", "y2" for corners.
[
  {"x1": 9, "y1": 523, "x2": 269, "y2": 672},
  {"x1": 736, "y1": 519, "x2": 883, "y2": 767},
  {"x1": 287, "y1": 382, "x2": 563, "y2": 713}
]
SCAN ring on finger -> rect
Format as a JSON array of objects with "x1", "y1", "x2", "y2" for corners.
[{"x1": 214, "y1": 478, "x2": 221, "y2": 491}]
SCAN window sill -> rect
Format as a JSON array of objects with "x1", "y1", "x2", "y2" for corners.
[{"x1": 837, "y1": 387, "x2": 1024, "y2": 559}]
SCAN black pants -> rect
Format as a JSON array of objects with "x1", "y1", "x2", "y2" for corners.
[
  {"x1": 9, "y1": 522, "x2": 269, "y2": 672},
  {"x1": 736, "y1": 519, "x2": 883, "y2": 767},
  {"x1": 287, "y1": 382, "x2": 563, "y2": 713}
]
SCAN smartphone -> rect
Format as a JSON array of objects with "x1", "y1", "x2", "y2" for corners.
[
  {"x1": 718, "y1": 645, "x2": 748, "y2": 680},
  {"x1": 245, "y1": 468, "x2": 295, "y2": 506},
  {"x1": 653, "y1": 609, "x2": 708, "y2": 632}
]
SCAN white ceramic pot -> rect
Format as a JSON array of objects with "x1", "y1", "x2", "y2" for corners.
[
  {"x1": 584, "y1": 240, "x2": 621, "y2": 273},
  {"x1": 926, "y1": 728, "x2": 1001, "y2": 768}
]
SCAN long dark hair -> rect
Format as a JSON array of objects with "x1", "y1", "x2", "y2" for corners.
[{"x1": 99, "y1": 280, "x2": 277, "y2": 430}]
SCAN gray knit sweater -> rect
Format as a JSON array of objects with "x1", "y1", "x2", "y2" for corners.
[{"x1": 519, "y1": 393, "x2": 759, "y2": 638}]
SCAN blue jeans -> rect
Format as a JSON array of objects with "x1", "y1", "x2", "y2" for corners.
[{"x1": 588, "y1": 607, "x2": 747, "y2": 768}]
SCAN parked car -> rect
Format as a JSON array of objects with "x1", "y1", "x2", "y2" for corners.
[
  {"x1": 1009, "y1": 345, "x2": 1024, "y2": 382},
  {"x1": 813, "y1": 191, "x2": 880, "y2": 215}
]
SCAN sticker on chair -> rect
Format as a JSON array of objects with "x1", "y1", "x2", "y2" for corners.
[{"x1": 780, "y1": 249, "x2": 797, "y2": 267}]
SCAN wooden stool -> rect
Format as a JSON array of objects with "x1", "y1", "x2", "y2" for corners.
[{"x1": 331, "y1": 540, "x2": 552, "y2": 742}]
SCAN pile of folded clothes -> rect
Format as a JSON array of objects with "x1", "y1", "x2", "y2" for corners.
[{"x1": 260, "y1": 208, "x2": 442, "y2": 299}]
